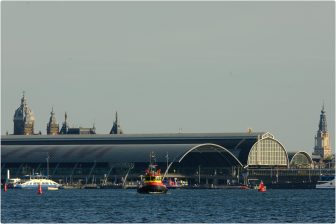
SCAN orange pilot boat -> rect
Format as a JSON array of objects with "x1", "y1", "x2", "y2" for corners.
[{"x1": 137, "y1": 153, "x2": 168, "y2": 194}]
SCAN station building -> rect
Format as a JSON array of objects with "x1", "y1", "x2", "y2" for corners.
[
  {"x1": 2, "y1": 132, "x2": 314, "y2": 186},
  {"x1": 4, "y1": 93, "x2": 332, "y2": 187}
]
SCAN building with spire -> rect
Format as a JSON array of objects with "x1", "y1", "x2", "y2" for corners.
[
  {"x1": 313, "y1": 105, "x2": 332, "y2": 159},
  {"x1": 13, "y1": 92, "x2": 35, "y2": 135},
  {"x1": 59, "y1": 112, "x2": 69, "y2": 134},
  {"x1": 59, "y1": 112, "x2": 96, "y2": 135},
  {"x1": 47, "y1": 108, "x2": 59, "y2": 135},
  {"x1": 110, "y1": 111, "x2": 123, "y2": 134}
]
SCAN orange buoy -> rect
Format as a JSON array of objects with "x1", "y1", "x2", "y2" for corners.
[
  {"x1": 258, "y1": 180, "x2": 266, "y2": 192},
  {"x1": 4, "y1": 183, "x2": 8, "y2": 192},
  {"x1": 37, "y1": 183, "x2": 42, "y2": 195}
]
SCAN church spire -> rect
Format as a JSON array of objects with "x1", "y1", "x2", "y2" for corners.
[
  {"x1": 92, "y1": 121, "x2": 96, "y2": 131},
  {"x1": 50, "y1": 107, "x2": 55, "y2": 121},
  {"x1": 314, "y1": 104, "x2": 332, "y2": 159},
  {"x1": 59, "y1": 112, "x2": 69, "y2": 134},
  {"x1": 318, "y1": 104, "x2": 327, "y2": 132},
  {"x1": 51, "y1": 107, "x2": 55, "y2": 116},
  {"x1": 21, "y1": 91, "x2": 27, "y2": 106},
  {"x1": 110, "y1": 111, "x2": 123, "y2": 134}
]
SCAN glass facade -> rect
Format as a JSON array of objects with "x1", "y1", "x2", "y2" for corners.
[
  {"x1": 247, "y1": 138, "x2": 288, "y2": 167},
  {"x1": 290, "y1": 152, "x2": 312, "y2": 168}
]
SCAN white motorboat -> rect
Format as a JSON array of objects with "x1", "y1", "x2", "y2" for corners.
[
  {"x1": 14, "y1": 174, "x2": 61, "y2": 189},
  {"x1": 316, "y1": 177, "x2": 335, "y2": 189}
]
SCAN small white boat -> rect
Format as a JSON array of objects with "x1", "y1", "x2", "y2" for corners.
[
  {"x1": 316, "y1": 178, "x2": 335, "y2": 189},
  {"x1": 14, "y1": 174, "x2": 61, "y2": 189}
]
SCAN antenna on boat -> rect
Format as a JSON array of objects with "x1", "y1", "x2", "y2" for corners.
[
  {"x1": 150, "y1": 151, "x2": 156, "y2": 165},
  {"x1": 166, "y1": 152, "x2": 169, "y2": 173}
]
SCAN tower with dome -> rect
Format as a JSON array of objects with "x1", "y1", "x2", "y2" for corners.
[
  {"x1": 47, "y1": 107, "x2": 59, "y2": 135},
  {"x1": 13, "y1": 92, "x2": 35, "y2": 135}
]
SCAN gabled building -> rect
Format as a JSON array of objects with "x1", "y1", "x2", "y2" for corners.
[
  {"x1": 67, "y1": 126, "x2": 96, "y2": 135},
  {"x1": 59, "y1": 112, "x2": 96, "y2": 135}
]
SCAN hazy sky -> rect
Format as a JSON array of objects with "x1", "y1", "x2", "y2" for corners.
[{"x1": 2, "y1": 2, "x2": 334, "y2": 153}]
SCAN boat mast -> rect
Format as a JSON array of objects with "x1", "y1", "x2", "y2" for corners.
[
  {"x1": 149, "y1": 152, "x2": 152, "y2": 165},
  {"x1": 166, "y1": 152, "x2": 169, "y2": 174},
  {"x1": 46, "y1": 154, "x2": 50, "y2": 178},
  {"x1": 150, "y1": 151, "x2": 156, "y2": 165},
  {"x1": 198, "y1": 165, "x2": 201, "y2": 185}
]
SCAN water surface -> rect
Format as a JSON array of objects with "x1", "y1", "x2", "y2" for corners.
[{"x1": 1, "y1": 189, "x2": 335, "y2": 223}]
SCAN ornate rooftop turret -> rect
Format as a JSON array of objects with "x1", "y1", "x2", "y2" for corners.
[
  {"x1": 92, "y1": 122, "x2": 96, "y2": 132},
  {"x1": 110, "y1": 111, "x2": 123, "y2": 134},
  {"x1": 13, "y1": 92, "x2": 35, "y2": 135},
  {"x1": 59, "y1": 112, "x2": 69, "y2": 134},
  {"x1": 318, "y1": 104, "x2": 327, "y2": 133},
  {"x1": 47, "y1": 107, "x2": 59, "y2": 135},
  {"x1": 313, "y1": 104, "x2": 332, "y2": 159}
]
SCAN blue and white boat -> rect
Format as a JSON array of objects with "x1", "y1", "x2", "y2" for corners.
[
  {"x1": 14, "y1": 174, "x2": 61, "y2": 189},
  {"x1": 316, "y1": 176, "x2": 335, "y2": 189}
]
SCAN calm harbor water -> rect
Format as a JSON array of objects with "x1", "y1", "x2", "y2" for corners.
[{"x1": 1, "y1": 189, "x2": 335, "y2": 223}]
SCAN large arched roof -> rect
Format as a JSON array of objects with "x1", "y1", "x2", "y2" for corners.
[
  {"x1": 1, "y1": 132, "x2": 265, "y2": 166},
  {"x1": 247, "y1": 133, "x2": 289, "y2": 167},
  {"x1": 2, "y1": 143, "x2": 242, "y2": 168},
  {"x1": 2, "y1": 133, "x2": 265, "y2": 145}
]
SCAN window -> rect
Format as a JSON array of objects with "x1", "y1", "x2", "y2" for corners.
[{"x1": 248, "y1": 138, "x2": 287, "y2": 166}]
